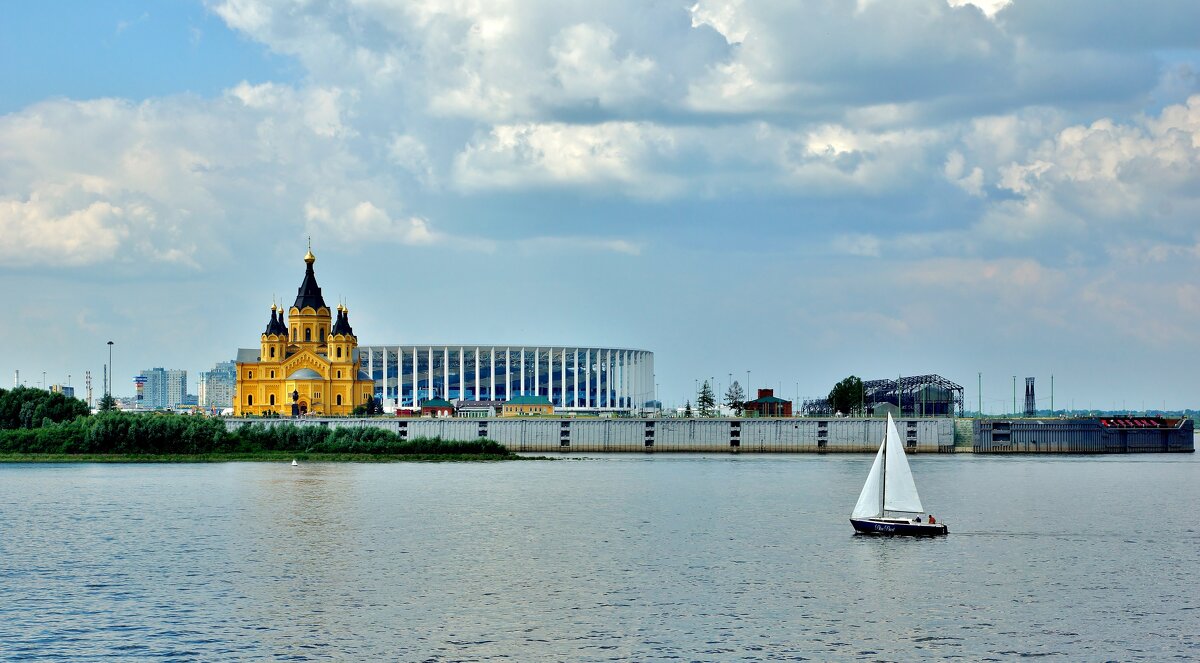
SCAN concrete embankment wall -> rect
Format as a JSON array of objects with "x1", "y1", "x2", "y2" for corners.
[{"x1": 222, "y1": 417, "x2": 956, "y2": 453}]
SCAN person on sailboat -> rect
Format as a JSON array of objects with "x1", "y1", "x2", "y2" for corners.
[
  {"x1": 928, "y1": 514, "x2": 936, "y2": 525},
  {"x1": 914, "y1": 516, "x2": 922, "y2": 523}
]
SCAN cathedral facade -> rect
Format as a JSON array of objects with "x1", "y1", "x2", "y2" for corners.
[{"x1": 234, "y1": 248, "x2": 372, "y2": 416}]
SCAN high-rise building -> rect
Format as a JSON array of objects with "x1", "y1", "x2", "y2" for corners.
[
  {"x1": 139, "y1": 368, "x2": 188, "y2": 409},
  {"x1": 199, "y1": 361, "x2": 237, "y2": 409}
]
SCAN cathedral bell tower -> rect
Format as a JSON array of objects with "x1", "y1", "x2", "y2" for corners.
[
  {"x1": 260, "y1": 304, "x2": 289, "y2": 361},
  {"x1": 328, "y1": 304, "x2": 358, "y2": 362}
]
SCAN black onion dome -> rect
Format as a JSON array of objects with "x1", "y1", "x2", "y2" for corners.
[
  {"x1": 273, "y1": 308, "x2": 288, "y2": 335},
  {"x1": 264, "y1": 308, "x2": 279, "y2": 335},
  {"x1": 332, "y1": 306, "x2": 355, "y2": 336},
  {"x1": 293, "y1": 252, "x2": 327, "y2": 311}
]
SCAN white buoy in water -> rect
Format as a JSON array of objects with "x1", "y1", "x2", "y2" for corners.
[{"x1": 291, "y1": 459, "x2": 298, "y2": 466}]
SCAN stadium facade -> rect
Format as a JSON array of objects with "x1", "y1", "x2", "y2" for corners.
[{"x1": 358, "y1": 345, "x2": 654, "y2": 413}]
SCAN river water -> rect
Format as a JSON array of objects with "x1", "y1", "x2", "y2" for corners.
[{"x1": 1, "y1": 454, "x2": 1196, "y2": 661}]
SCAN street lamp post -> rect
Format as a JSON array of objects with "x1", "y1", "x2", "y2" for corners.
[{"x1": 107, "y1": 341, "x2": 114, "y2": 398}]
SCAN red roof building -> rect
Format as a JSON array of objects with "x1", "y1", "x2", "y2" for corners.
[{"x1": 744, "y1": 388, "x2": 793, "y2": 417}]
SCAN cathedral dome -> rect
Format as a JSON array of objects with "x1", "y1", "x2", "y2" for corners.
[
  {"x1": 293, "y1": 248, "x2": 327, "y2": 311},
  {"x1": 287, "y1": 368, "x2": 323, "y2": 380}
]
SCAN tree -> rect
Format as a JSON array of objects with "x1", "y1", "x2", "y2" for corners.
[
  {"x1": 684, "y1": 400, "x2": 693, "y2": 418},
  {"x1": 724, "y1": 380, "x2": 746, "y2": 416},
  {"x1": 828, "y1": 375, "x2": 865, "y2": 416},
  {"x1": 697, "y1": 380, "x2": 716, "y2": 417},
  {"x1": 98, "y1": 394, "x2": 117, "y2": 412}
]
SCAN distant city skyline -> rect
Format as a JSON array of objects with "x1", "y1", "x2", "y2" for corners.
[{"x1": 4, "y1": 1, "x2": 1200, "y2": 409}]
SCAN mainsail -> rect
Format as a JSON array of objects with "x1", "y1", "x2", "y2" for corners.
[
  {"x1": 883, "y1": 413, "x2": 924, "y2": 513},
  {"x1": 850, "y1": 413, "x2": 924, "y2": 518}
]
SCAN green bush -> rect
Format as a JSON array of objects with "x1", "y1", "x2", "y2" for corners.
[
  {"x1": 0, "y1": 387, "x2": 90, "y2": 429},
  {"x1": 0, "y1": 412, "x2": 509, "y2": 457}
]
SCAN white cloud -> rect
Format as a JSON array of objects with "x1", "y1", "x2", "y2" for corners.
[
  {"x1": 454, "y1": 121, "x2": 684, "y2": 197},
  {"x1": 305, "y1": 201, "x2": 437, "y2": 246},
  {"x1": 946, "y1": 0, "x2": 1011, "y2": 19},
  {"x1": 0, "y1": 195, "x2": 126, "y2": 267},
  {"x1": 550, "y1": 23, "x2": 657, "y2": 108},
  {"x1": 943, "y1": 150, "x2": 984, "y2": 196},
  {"x1": 831, "y1": 234, "x2": 882, "y2": 257},
  {"x1": 980, "y1": 95, "x2": 1200, "y2": 243}
]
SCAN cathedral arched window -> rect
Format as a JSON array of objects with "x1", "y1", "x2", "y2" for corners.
[
  {"x1": 269, "y1": 394, "x2": 276, "y2": 405},
  {"x1": 321, "y1": 329, "x2": 326, "y2": 342},
  {"x1": 305, "y1": 328, "x2": 312, "y2": 342},
  {"x1": 336, "y1": 394, "x2": 343, "y2": 405},
  {"x1": 270, "y1": 347, "x2": 275, "y2": 358},
  {"x1": 247, "y1": 394, "x2": 254, "y2": 406},
  {"x1": 270, "y1": 370, "x2": 275, "y2": 378},
  {"x1": 336, "y1": 347, "x2": 342, "y2": 358},
  {"x1": 248, "y1": 371, "x2": 253, "y2": 379}
]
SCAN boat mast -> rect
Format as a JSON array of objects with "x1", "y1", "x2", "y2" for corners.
[{"x1": 880, "y1": 420, "x2": 887, "y2": 518}]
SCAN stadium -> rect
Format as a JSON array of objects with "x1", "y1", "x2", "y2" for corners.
[{"x1": 358, "y1": 345, "x2": 655, "y2": 413}]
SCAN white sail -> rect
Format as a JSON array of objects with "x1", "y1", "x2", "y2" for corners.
[
  {"x1": 851, "y1": 439, "x2": 885, "y2": 519},
  {"x1": 882, "y1": 413, "x2": 924, "y2": 513}
]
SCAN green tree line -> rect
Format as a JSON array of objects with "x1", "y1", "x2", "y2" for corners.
[
  {"x1": 0, "y1": 387, "x2": 507, "y2": 456},
  {"x1": 0, "y1": 387, "x2": 90, "y2": 429}
]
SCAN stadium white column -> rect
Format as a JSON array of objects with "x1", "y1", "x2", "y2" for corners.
[
  {"x1": 604, "y1": 350, "x2": 614, "y2": 405},
  {"x1": 618, "y1": 351, "x2": 625, "y2": 409},
  {"x1": 410, "y1": 346, "x2": 417, "y2": 406},
  {"x1": 457, "y1": 346, "x2": 464, "y2": 401},
  {"x1": 519, "y1": 348, "x2": 525, "y2": 396},
  {"x1": 573, "y1": 349, "x2": 579, "y2": 409},
  {"x1": 585, "y1": 349, "x2": 591, "y2": 408},
  {"x1": 474, "y1": 347, "x2": 480, "y2": 402},
  {"x1": 427, "y1": 346, "x2": 434, "y2": 403},
  {"x1": 560, "y1": 349, "x2": 566, "y2": 408},
  {"x1": 443, "y1": 347, "x2": 450, "y2": 400},
  {"x1": 633, "y1": 353, "x2": 643, "y2": 408},
  {"x1": 368, "y1": 347, "x2": 374, "y2": 398},
  {"x1": 609, "y1": 350, "x2": 615, "y2": 408},
  {"x1": 381, "y1": 347, "x2": 388, "y2": 404},
  {"x1": 505, "y1": 348, "x2": 511, "y2": 400},
  {"x1": 599, "y1": 350, "x2": 605, "y2": 408},
  {"x1": 629, "y1": 351, "x2": 636, "y2": 410},
  {"x1": 533, "y1": 348, "x2": 540, "y2": 397}
]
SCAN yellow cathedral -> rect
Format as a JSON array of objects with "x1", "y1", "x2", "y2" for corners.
[{"x1": 234, "y1": 247, "x2": 373, "y2": 416}]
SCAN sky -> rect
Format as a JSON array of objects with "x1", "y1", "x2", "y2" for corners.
[{"x1": 3, "y1": 0, "x2": 1200, "y2": 412}]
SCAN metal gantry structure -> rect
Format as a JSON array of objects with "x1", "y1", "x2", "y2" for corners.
[{"x1": 801, "y1": 374, "x2": 965, "y2": 417}]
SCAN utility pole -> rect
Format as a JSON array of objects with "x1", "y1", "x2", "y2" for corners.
[
  {"x1": 978, "y1": 372, "x2": 982, "y2": 416},
  {"x1": 107, "y1": 340, "x2": 114, "y2": 399},
  {"x1": 1012, "y1": 375, "x2": 1016, "y2": 417},
  {"x1": 1050, "y1": 374, "x2": 1054, "y2": 414}
]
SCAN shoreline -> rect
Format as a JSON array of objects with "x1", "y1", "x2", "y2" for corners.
[{"x1": 0, "y1": 452, "x2": 541, "y2": 463}]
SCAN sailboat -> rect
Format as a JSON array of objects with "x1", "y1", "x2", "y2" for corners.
[{"x1": 850, "y1": 413, "x2": 948, "y2": 536}]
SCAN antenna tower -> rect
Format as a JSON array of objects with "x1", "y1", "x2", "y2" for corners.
[{"x1": 1024, "y1": 377, "x2": 1036, "y2": 417}]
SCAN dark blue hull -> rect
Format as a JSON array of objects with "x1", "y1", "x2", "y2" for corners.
[{"x1": 850, "y1": 518, "x2": 948, "y2": 536}]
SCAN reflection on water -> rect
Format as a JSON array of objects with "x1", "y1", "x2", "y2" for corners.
[{"x1": 0, "y1": 454, "x2": 1196, "y2": 660}]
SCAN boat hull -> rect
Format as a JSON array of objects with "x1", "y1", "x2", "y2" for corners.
[{"x1": 850, "y1": 518, "x2": 948, "y2": 536}]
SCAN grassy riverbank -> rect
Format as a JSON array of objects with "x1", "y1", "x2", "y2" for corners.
[
  {"x1": 0, "y1": 389, "x2": 528, "y2": 461},
  {"x1": 0, "y1": 451, "x2": 536, "y2": 463}
]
